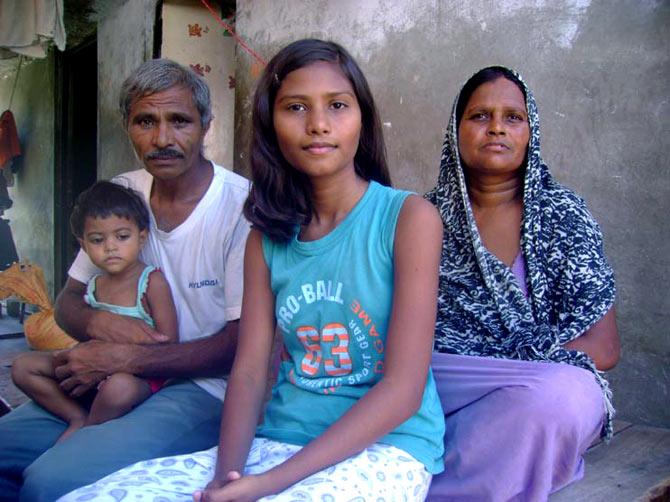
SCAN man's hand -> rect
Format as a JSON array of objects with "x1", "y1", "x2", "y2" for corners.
[
  {"x1": 52, "y1": 319, "x2": 239, "y2": 393},
  {"x1": 53, "y1": 340, "x2": 134, "y2": 397},
  {"x1": 87, "y1": 310, "x2": 169, "y2": 344}
]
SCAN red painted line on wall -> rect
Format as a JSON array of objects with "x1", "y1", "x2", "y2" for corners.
[{"x1": 200, "y1": 0, "x2": 267, "y2": 67}]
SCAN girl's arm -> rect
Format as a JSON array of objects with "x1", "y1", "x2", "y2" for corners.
[
  {"x1": 144, "y1": 269, "x2": 179, "y2": 343},
  {"x1": 202, "y1": 229, "x2": 277, "y2": 490},
  {"x1": 200, "y1": 196, "x2": 443, "y2": 501},
  {"x1": 563, "y1": 307, "x2": 620, "y2": 370}
]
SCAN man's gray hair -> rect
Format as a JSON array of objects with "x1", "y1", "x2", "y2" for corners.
[{"x1": 119, "y1": 58, "x2": 212, "y2": 128}]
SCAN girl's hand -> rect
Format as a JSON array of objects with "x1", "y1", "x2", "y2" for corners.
[
  {"x1": 193, "y1": 472, "x2": 267, "y2": 502},
  {"x1": 193, "y1": 471, "x2": 237, "y2": 500}
]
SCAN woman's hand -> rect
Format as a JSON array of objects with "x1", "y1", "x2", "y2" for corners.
[{"x1": 193, "y1": 471, "x2": 268, "y2": 502}]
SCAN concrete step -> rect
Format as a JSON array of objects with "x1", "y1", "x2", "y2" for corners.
[{"x1": 552, "y1": 422, "x2": 670, "y2": 501}]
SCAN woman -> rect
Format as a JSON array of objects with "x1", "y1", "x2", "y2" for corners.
[{"x1": 425, "y1": 66, "x2": 619, "y2": 501}]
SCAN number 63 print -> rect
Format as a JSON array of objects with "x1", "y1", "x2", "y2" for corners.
[{"x1": 296, "y1": 323, "x2": 352, "y2": 377}]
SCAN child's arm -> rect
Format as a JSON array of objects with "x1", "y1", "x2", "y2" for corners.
[
  {"x1": 143, "y1": 269, "x2": 179, "y2": 344},
  {"x1": 198, "y1": 196, "x2": 443, "y2": 501},
  {"x1": 11, "y1": 352, "x2": 89, "y2": 438},
  {"x1": 200, "y1": 229, "x2": 276, "y2": 493}
]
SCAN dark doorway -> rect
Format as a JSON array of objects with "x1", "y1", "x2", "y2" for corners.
[{"x1": 54, "y1": 37, "x2": 97, "y2": 290}]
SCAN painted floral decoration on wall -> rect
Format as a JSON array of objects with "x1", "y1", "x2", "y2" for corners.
[
  {"x1": 189, "y1": 63, "x2": 212, "y2": 76},
  {"x1": 188, "y1": 23, "x2": 210, "y2": 37}
]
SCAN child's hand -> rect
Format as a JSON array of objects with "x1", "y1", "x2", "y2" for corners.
[{"x1": 193, "y1": 471, "x2": 267, "y2": 502}]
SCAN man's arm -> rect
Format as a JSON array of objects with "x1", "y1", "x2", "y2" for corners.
[
  {"x1": 54, "y1": 321, "x2": 239, "y2": 397},
  {"x1": 54, "y1": 277, "x2": 94, "y2": 342},
  {"x1": 55, "y1": 277, "x2": 167, "y2": 344}
]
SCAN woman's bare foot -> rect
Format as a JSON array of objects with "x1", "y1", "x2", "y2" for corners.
[{"x1": 56, "y1": 417, "x2": 86, "y2": 443}]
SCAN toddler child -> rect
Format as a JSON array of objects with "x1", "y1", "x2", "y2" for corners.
[{"x1": 11, "y1": 181, "x2": 178, "y2": 442}]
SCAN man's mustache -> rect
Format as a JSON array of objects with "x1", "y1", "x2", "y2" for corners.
[{"x1": 145, "y1": 148, "x2": 184, "y2": 161}]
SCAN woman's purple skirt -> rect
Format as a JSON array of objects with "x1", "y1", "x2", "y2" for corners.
[{"x1": 427, "y1": 353, "x2": 605, "y2": 501}]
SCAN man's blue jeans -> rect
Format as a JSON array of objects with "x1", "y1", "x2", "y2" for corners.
[{"x1": 0, "y1": 380, "x2": 222, "y2": 501}]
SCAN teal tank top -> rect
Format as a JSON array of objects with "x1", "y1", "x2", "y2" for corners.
[
  {"x1": 258, "y1": 181, "x2": 445, "y2": 474},
  {"x1": 85, "y1": 265, "x2": 156, "y2": 327}
]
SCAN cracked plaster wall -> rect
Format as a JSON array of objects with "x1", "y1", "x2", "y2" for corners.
[{"x1": 234, "y1": 0, "x2": 670, "y2": 427}]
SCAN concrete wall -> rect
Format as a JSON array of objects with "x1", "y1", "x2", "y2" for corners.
[
  {"x1": 234, "y1": 0, "x2": 670, "y2": 427},
  {"x1": 97, "y1": 0, "x2": 237, "y2": 177},
  {"x1": 1, "y1": 57, "x2": 56, "y2": 297},
  {"x1": 97, "y1": 0, "x2": 158, "y2": 180},
  {"x1": 161, "y1": 0, "x2": 237, "y2": 170}
]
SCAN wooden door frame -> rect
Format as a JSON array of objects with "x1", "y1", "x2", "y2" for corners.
[{"x1": 53, "y1": 36, "x2": 97, "y2": 291}]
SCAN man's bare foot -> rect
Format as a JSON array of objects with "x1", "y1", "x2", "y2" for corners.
[{"x1": 57, "y1": 417, "x2": 86, "y2": 443}]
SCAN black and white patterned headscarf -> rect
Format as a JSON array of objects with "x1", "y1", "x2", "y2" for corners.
[{"x1": 425, "y1": 66, "x2": 616, "y2": 438}]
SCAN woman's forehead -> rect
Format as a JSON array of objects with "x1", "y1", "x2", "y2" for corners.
[{"x1": 465, "y1": 78, "x2": 526, "y2": 109}]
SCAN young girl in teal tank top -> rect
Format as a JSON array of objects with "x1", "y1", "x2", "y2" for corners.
[
  {"x1": 196, "y1": 39, "x2": 445, "y2": 501},
  {"x1": 11, "y1": 181, "x2": 178, "y2": 442}
]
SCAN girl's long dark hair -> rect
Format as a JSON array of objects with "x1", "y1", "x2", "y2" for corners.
[{"x1": 244, "y1": 39, "x2": 391, "y2": 243}]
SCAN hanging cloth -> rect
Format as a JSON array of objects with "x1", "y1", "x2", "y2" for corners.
[
  {"x1": 0, "y1": 0, "x2": 66, "y2": 58},
  {"x1": 0, "y1": 170, "x2": 11, "y2": 211},
  {"x1": 0, "y1": 110, "x2": 21, "y2": 167},
  {"x1": 0, "y1": 218, "x2": 18, "y2": 270}
]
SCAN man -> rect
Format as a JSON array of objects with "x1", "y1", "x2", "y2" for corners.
[{"x1": 0, "y1": 59, "x2": 250, "y2": 501}]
